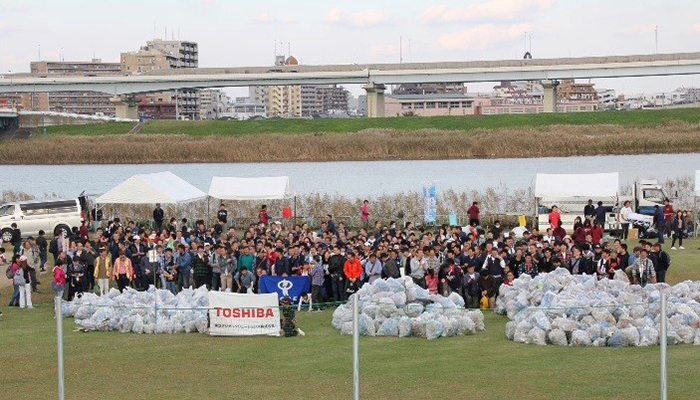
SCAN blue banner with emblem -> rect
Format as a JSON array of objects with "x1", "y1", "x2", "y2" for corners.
[
  {"x1": 258, "y1": 276, "x2": 311, "y2": 303},
  {"x1": 423, "y1": 182, "x2": 437, "y2": 224}
]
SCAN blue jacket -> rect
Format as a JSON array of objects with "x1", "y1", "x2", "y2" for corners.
[{"x1": 176, "y1": 251, "x2": 192, "y2": 273}]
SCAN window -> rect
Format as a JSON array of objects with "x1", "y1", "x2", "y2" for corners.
[
  {"x1": 426, "y1": 102, "x2": 436, "y2": 108},
  {"x1": 401, "y1": 103, "x2": 412, "y2": 110},
  {"x1": 449, "y1": 101, "x2": 461, "y2": 108},
  {"x1": 461, "y1": 101, "x2": 472, "y2": 108},
  {"x1": 438, "y1": 102, "x2": 449, "y2": 108},
  {"x1": 642, "y1": 189, "x2": 666, "y2": 204},
  {"x1": 0, "y1": 205, "x2": 14, "y2": 217},
  {"x1": 19, "y1": 201, "x2": 77, "y2": 216}
]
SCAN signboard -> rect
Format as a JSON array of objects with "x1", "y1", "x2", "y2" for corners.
[
  {"x1": 208, "y1": 292, "x2": 280, "y2": 336},
  {"x1": 258, "y1": 276, "x2": 311, "y2": 303},
  {"x1": 423, "y1": 182, "x2": 437, "y2": 224}
]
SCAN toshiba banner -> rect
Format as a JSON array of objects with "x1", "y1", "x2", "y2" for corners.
[{"x1": 208, "y1": 292, "x2": 281, "y2": 336}]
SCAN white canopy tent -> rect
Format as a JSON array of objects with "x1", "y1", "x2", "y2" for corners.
[
  {"x1": 96, "y1": 171, "x2": 206, "y2": 204},
  {"x1": 695, "y1": 170, "x2": 700, "y2": 197},
  {"x1": 535, "y1": 172, "x2": 620, "y2": 199},
  {"x1": 208, "y1": 176, "x2": 294, "y2": 201}
]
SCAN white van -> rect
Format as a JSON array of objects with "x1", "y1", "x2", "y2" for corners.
[{"x1": 0, "y1": 198, "x2": 84, "y2": 242}]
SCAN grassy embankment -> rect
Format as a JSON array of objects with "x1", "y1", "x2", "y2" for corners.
[
  {"x1": 1, "y1": 239, "x2": 700, "y2": 399},
  {"x1": 2, "y1": 108, "x2": 700, "y2": 164}
]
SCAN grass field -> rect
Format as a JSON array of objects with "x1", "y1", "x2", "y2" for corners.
[
  {"x1": 36, "y1": 107, "x2": 700, "y2": 136},
  {"x1": 2, "y1": 238, "x2": 700, "y2": 399}
]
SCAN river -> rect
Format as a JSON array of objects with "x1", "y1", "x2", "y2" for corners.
[{"x1": 2, "y1": 153, "x2": 699, "y2": 199}]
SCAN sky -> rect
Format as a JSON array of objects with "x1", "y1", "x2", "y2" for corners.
[{"x1": 2, "y1": 0, "x2": 700, "y2": 97}]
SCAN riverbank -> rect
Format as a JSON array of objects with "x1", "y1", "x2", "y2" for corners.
[{"x1": 2, "y1": 122, "x2": 700, "y2": 164}]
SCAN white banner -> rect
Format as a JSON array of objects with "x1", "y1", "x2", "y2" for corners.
[{"x1": 208, "y1": 292, "x2": 281, "y2": 337}]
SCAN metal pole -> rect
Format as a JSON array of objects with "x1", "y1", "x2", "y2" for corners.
[
  {"x1": 352, "y1": 293, "x2": 360, "y2": 400},
  {"x1": 660, "y1": 291, "x2": 667, "y2": 400},
  {"x1": 55, "y1": 296, "x2": 65, "y2": 400},
  {"x1": 294, "y1": 196, "x2": 297, "y2": 226}
]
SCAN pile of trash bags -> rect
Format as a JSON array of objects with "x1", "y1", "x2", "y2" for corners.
[
  {"x1": 331, "y1": 277, "x2": 485, "y2": 339},
  {"x1": 61, "y1": 286, "x2": 209, "y2": 334},
  {"x1": 496, "y1": 268, "x2": 700, "y2": 347}
]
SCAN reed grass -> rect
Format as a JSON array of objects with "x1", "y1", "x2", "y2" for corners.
[{"x1": 2, "y1": 122, "x2": 700, "y2": 164}]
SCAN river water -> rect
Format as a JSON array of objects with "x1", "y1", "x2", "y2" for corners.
[{"x1": 2, "y1": 153, "x2": 699, "y2": 199}]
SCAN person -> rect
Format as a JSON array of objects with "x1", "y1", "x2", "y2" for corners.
[
  {"x1": 596, "y1": 249, "x2": 611, "y2": 279},
  {"x1": 279, "y1": 296, "x2": 299, "y2": 337},
  {"x1": 584, "y1": 199, "x2": 596, "y2": 222},
  {"x1": 663, "y1": 199, "x2": 674, "y2": 238},
  {"x1": 36, "y1": 230, "x2": 48, "y2": 272},
  {"x1": 20, "y1": 240, "x2": 40, "y2": 293},
  {"x1": 308, "y1": 256, "x2": 324, "y2": 307},
  {"x1": 176, "y1": 244, "x2": 193, "y2": 290},
  {"x1": 343, "y1": 251, "x2": 362, "y2": 296},
  {"x1": 654, "y1": 205, "x2": 665, "y2": 243},
  {"x1": 362, "y1": 253, "x2": 382, "y2": 284},
  {"x1": 410, "y1": 247, "x2": 427, "y2": 288},
  {"x1": 425, "y1": 265, "x2": 438, "y2": 294},
  {"x1": 548, "y1": 206, "x2": 561, "y2": 229},
  {"x1": 112, "y1": 252, "x2": 134, "y2": 292},
  {"x1": 14, "y1": 256, "x2": 32, "y2": 309},
  {"x1": 670, "y1": 210, "x2": 685, "y2": 250},
  {"x1": 217, "y1": 245, "x2": 236, "y2": 292},
  {"x1": 462, "y1": 264, "x2": 480, "y2": 309},
  {"x1": 68, "y1": 252, "x2": 86, "y2": 300},
  {"x1": 235, "y1": 267, "x2": 254, "y2": 293},
  {"x1": 619, "y1": 200, "x2": 632, "y2": 240},
  {"x1": 52, "y1": 260, "x2": 66, "y2": 298},
  {"x1": 153, "y1": 203, "x2": 164, "y2": 232},
  {"x1": 651, "y1": 243, "x2": 670, "y2": 283},
  {"x1": 478, "y1": 268, "x2": 496, "y2": 309},
  {"x1": 162, "y1": 261, "x2": 178, "y2": 294},
  {"x1": 595, "y1": 201, "x2": 607, "y2": 227},
  {"x1": 258, "y1": 205, "x2": 269, "y2": 225},
  {"x1": 361, "y1": 200, "x2": 370, "y2": 230},
  {"x1": 217, "y1": 203, "x2": 228, "y2": 225},
  {"x1": 192, "y1": 245, "x2": 210, "y2": 289},
  {"x1": 467, "y1": 202, "x2": 480, "y2": 226},
  {"x1": 568, "y1": 246, "x2": 590, "y2": 275},
  {"x1": 328, "y1": 246, "x2": 345, "y2": 301},
  {"x1": 381, "y1": 250, "x2": 401, "y2": 279},
  {"x1": 631, "y1": 249, "x2": 656, "y2": 287},
  {"x1": 93, "y1": 247, "x2": 112, "y2": 296},
  {"x1": 10, "y1": 223, "x2": 21, "y2": 256}
]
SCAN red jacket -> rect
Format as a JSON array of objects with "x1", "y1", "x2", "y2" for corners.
[
  {"x1": 663, "y1": 205, "x2": 674, "y2": 222},
  {"x1": 53, "y1": 265, "x2": 66, "y2": 285},
  {"x1": 467, "y1": 205, "x2": 480, "y2": 220},
  {"x1": 344, "y1": 259, "x2": 362, "y2": 280},
  {"x1": 590, "y1": 226, "x2": 603, "y2": 244}
]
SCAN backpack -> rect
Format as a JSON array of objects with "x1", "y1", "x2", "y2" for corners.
[
  {"x1": 13, "y1": 268, "x2": 26, "y2": 285},
  {"x1": 5, "y1": 265, "x2": 13, "y2": 279}
]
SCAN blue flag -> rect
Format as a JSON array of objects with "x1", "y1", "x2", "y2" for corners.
[
  {"x1": 423, "y1": 182, "x2": 437, "y2": 224},
  {"x1": 258, "y1": 276, "x2": 312, "y2": 303}
]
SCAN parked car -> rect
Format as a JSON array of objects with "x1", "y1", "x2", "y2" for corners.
[{"x1": 0, "y1": 197, "x2": 85, "y2": 241}]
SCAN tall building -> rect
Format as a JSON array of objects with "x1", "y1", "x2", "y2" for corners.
[
  {"x1": 19, "y1": 59, "x2": 121, "y2": 115},
  {"x1": 121, "y1": 39, "x2": 199, "y2": 119},
  {"x1": 316, "y1": 85, "x2": 350, "y2": 113},
  {"x1": 198, "y1": 89, "x2": 232, "y2": 119}
]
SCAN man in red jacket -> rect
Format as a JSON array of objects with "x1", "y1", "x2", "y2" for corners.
[
  {"x1": 467, "y1": 202, "x2": 480, "y2": 227},
  {"x1": 343, "y1": 251, "x2": 363, "y2": 296}
]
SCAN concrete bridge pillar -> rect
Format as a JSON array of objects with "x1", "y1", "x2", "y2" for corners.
[
  {"x1": 110, "y1": 95, "x2": 139, "y2": 120},
  {"x1": 364, "y1": 82, "x2": 386, "y2": 118},
  {"x1": 541, "y1": 80, "x2": 559, "y2": 113}
]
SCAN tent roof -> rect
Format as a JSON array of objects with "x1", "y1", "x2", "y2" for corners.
[
  {"x1": 208, "y1": 176, "x2": 293, "y2": 200},
  {"x1": 695, "y1": 170, "x2": 700, "y2": 197},
  {"x1": 96, "y1": 171, "x2": 206, "y2": 204},
  {"x1": 535, "y1": 172, "x2": 619, "y2": 198}
]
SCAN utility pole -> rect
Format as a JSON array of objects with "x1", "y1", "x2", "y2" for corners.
[
  {"x1": 655, "y1": 25, "x2": 658, "y2": 54},
  {"x1": 400, "y1": 35, "x2": 403, "y2": 64}
]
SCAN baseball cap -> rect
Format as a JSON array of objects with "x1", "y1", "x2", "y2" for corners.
[{"x1": 133, "y1": 235, "x2": 140, "y2": 240}]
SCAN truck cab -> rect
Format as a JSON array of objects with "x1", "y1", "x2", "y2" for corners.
[{"x1": 634, "y1": 180, "x2": 671, "y2": 215}]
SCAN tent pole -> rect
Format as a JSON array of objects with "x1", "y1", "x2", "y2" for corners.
[
  {"x1": 294, "y1": 196, "x2": 297, "y2": 226},
  {"x1": 206, "y1": 196, "x2": 210, "y2": 228}
]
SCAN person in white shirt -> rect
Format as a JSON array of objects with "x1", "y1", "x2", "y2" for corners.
[{"x1": 619, "y1": 200, "x2": 633, "y2": 240}]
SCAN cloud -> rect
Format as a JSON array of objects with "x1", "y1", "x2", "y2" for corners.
[
  {"x1": 252, "y1": 12, "x2": 295, "y2": 24},
  {"x1": 421, "y1": 0, "x2": 555, "y2": 23},
  {"x1": 620, "y1": 23, "x2": 657, "y2": 35},
  {"x1": 438, "y1": 23, "x2": 532, "y2": 50},
  {"x1": 324, "y1": 8, "x2": 387, "y2": 28}
]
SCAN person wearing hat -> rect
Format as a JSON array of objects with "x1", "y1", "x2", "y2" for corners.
[
  {"x1": 130, "y1": 235, "x2": 147, "y2": 266},
  {"x1": 94, "y1": 247, "x2": 112, "y2": 296}
]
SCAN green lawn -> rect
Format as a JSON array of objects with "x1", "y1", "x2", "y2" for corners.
[
  {"x1": 40, "y1": 107, "x2": 700, "y2": 136},
  {"x1": 2, "y1": 238, "x2": 699, "y2": 399}
]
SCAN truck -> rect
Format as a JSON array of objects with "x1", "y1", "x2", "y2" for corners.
[{"x1": 534, "y1": 173, "x2": 671, "y2": 234}]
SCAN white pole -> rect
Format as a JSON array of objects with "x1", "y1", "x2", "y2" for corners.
[
  {"x1": 55, "y1": 296, "x2": 65, "y2": 400},
  {"x1": 352, "y1": 294, "x2": 360, "y2": 400},
  {"x1": 660, "y1": 291, "x2": 667, "y2": 400}
]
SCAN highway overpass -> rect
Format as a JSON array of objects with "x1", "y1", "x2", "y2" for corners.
[{"x1": 3, "y1": 52, "x2": 700, "y2": 118}]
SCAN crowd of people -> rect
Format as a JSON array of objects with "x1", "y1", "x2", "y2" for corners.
[{"x1": 2, "y1": 198, "x2": 684, "y2": 319}]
